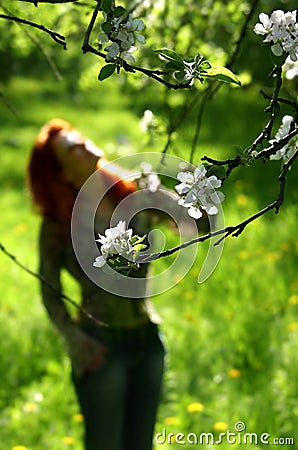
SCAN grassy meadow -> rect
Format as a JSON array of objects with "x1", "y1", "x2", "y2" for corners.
[{"x1": 0, "y1": 74, "x2": 297, "y2": 450}]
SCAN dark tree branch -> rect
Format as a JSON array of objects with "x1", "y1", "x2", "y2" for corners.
[
  {"x1": 201, "y1": 128, "x2": 297, "y2": 182},
  {"x1": 0, "y1": 92, "x2": 20, "y2": 118},
  {"x1": 201, "y1": 154, "x2": 242, "y2": 180},
  {"x1": 275, "y1": 148, "x2": 298, "y2": 212},
  {"x1": 249, "y1": 66, "x2": 284, "y2": 153},
  {"x1": 187, "y1": 0, "x2": 260, "y2": 163},
  {"x1": 260, "y1": 90, "x2": 298, "y2": 113},
  {"x1": 139, "y1": 146, "x2": 298, "y2": 262},
  {"x1": 0, "y1": 14, "x2": 67, "y2": 49},
  {"x1": 82, "y1": 0, "x2": 101, "y2": 54},
  {"x1": 0, "y1": 4, "x2": 63, "y2": 79},
  {"x1": 225, "y1": 0, "x2": 260, "y2": 70},
  {"x1": 255, "y1": 128, "x2": 298, "y2": 161},
  {"x1": 81, "y1": 2, "x2": 193, "y2": 90}
]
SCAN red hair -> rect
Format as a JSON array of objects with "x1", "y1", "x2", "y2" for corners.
[{"x1": 27, "y1": 118, "x2": 137, "y2": 223}]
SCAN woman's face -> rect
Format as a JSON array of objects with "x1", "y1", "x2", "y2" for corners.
[{"x1": 52, "y1": 130, "x2": 103, "y2": 189}]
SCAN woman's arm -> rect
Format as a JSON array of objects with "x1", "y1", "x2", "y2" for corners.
[{"x1": 39, "y1": 217, "x2": 106, "y2": 376}]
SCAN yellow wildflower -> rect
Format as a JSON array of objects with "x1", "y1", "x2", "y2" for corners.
[
  {"x1": 228, "y1": 368, "x2": 241, "y2": 378},
  {"x1": 164, "y1": 416, "x2": 179, "y2": 425},
  {"x1": 16, "y1": 224, "x2": 27, "y2": 234},
  {"x1": 187, "y1": 402, "x2": 204, "y2": 413},
  {"x1": 287, "y1": 322, "x2": 298, "y2": 332},
  {"x1": 238, "y1": 250, "x2": 249, "y2": 260},
  {"x1": 213, "y1": 421, "x2": 228, "y2": 431},
  {"x1": 289, "y1": 295, "x2": 298, "y2": 305},
  {"x1": 12, "y1": 446, "x2": 28, "y2": 450},
  {"x1": 236, "y1": 194, "x2": 248, "y2": 206},
  {"x1": 264, "y1": 251, "x2": 281, "y2": 263},
  {"x1": 61, "y1": 436, "x2": 75, "y2": 445},
  {"x1": 73, "y1": 413, "x2": 84, "y2": 422},
  {"x1": 23, "y1": 402, "x2": 37, "y2": 413}
]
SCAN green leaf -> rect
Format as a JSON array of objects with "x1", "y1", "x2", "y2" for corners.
[
  {"x1": 174, "y1": 71, "x2": 189, "y2": 84},
  {"x1": 102, "y1": 22, "x2": 112, "y2": 34},
  {"x1": 102, "y1": 0, "x2": 112, "y2": 14},
  {"x1": 98, "y1": 64, "x2": 116, "y2": 81},
  {"x1": 199, "y1": 60, "x2": 212, "y2": 71},
  {"x1": 204, "y1": 66, "x2": 241, "y2": 86},
  {"x1": 165, "y1": 60, "x2": 185, "y2": 71},
  {"x1": 154, "y1": 48, "x2": 184, "y2": 64},
  {"x1": 114, "y1": 6, "x2": 126, "y2": 18},
  {"x1": 194, "y1": 53, "x2": 204, "y2": 66}
]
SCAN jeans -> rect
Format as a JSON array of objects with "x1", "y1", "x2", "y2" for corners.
[{"x1": 72, "y1": 322, "x2": 165, "y2": 450}]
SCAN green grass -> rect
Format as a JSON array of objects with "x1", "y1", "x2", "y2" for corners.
[{"x1": 0, "y1": 76, "x2": 297, "y2": 449}]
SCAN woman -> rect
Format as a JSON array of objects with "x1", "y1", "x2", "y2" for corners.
[{"x1": 27, "y1": 118, "x2": 165, "y2": 450}]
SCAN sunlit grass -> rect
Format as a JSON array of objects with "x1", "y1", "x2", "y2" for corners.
[{"x1": 0, "y1": 76, "x2": 297, "y2": 449}]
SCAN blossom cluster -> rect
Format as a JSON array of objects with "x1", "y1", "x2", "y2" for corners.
[
  {"x1": 139, "y1": 109, "x2": 159, "y2": 134},
  {"x1": 136, "y1": 162, "x2": 161, "y2": 192},
  {"x1": 93, "y1": 220, "x2": 146, "y2": 271},
  {"x1": 175, "y1": 164, "x2": 225, "y2": 219},
  {"x1": 98, "y1": 12, "x2": 146, "y2": 62},
  {"x1": 254, "y1": 10, "x2": 298, "y2": 62},
  {"x1": 270, "y1": 115, "x2": 298, "y2": 163},
  {"x1": 93, "y1": 221, "x2": 134, "y2": 268}
]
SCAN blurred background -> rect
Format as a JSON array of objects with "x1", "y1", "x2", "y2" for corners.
[{"x1": 0, "y1": 0, "x2": 297, "y2": 448}]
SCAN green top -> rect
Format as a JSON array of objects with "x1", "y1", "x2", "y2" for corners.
[{"x1": 38, "y1": 216, "x2": 159, "y2": 374}]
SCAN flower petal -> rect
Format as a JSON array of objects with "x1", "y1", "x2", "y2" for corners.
[
  {"x1": 188, "y1": 206, "x2": 203, "y2": 219},
  {"x1": 93, "y1": 256, "x2": 106, "y2": 267}
]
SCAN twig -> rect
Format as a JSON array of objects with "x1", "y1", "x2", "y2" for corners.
[
  {"x1": 189, "y1": 0, "x2": 260, "y2": 163},
  {"x1": 139, "y1": 149, "x2": 297, "y2": 262},
  {"x1": 275, "y1": 148, "x2": 298, "y2": 213},
  {"x1": 201, "y1": 154, "x2": 242, "y2": 179},
  {"x1": 249, "y1": 65, "x2": 283, "y2": 153},
  {"x1": 81, "y1": 0, "x2": 101, "y2": 54},
  {"x1": 225, "y1": 0, "x2": 260, "y2": 70},
  {"x1": 0, "y1": 242, "x2": 108, "y2": 327},
  {"x1": 81, "y1": 2, "x2": 192, "y2": 90},
  {"x1": 260, "y1": 90, "x2": 298, "y2": 113},
  {"x1": 0, "y1": 92, "x2": 20, "y2": 118},
  {"x1": 161, "y1": 90, "x2": 201, "y2": 159},
  {"x1": 255, "y1": 128, "x2": 298, "y2": 161},
  {"x1": 0, "y1": 14, "x2": 67, "y2": 49},
  {"x1": 189, "y1": 81, "x2": 218, "y2": 163}
]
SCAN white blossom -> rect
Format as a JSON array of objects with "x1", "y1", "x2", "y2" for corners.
[
  {"x1": 105, "y1": 42, "x2": 120, "y2": 61},
  {"x1": 270, "y1": 115, "x2": 298, "y2": 162},
  {"x1": 99, "y1": 12, "x2": 146, "y2": 63},
  {"x1": 93, "y1": 221, "x2": 134, "y2": 268},
  {"x1": 283, "y1": 55, "x2": 298, "y2": 79},
  {"x1": 175, "y1": 164, "x2": 225, "y2": 219},
  {"x1": 136, "y1": 162, "x2": 161, "y2": 192},
  {"x1": 254, "y1": 10, "x2": 298, "y2": 62},
  {"x1": 139, "y1": 109, "x2": 158, "y2": 133}
]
